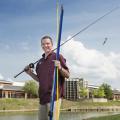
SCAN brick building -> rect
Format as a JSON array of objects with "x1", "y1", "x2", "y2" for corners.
[{"x1": 0, "y1": 80, "x2": 26, "y2": 98}]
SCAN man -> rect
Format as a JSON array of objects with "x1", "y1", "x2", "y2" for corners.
[{"x1": 25, "y1": 35, "x2": 69, "y2": 120}]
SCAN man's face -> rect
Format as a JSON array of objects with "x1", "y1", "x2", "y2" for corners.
[{"x1": 41, "y1": 38, "x2": 53, "y2": 54}]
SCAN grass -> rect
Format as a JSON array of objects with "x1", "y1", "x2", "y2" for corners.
[
  {"x1": 0, "y1": 98, "x2": 120, "y2": 111},
  {"x1": 0, "y1": 98, "x2": 39, "y2": 110},
  {"x1": 61, "y1": 99, "x2": 120, "y2": 109},
  {"x1": 86, "y1": 114, "x2": 120, "y2": 120}
]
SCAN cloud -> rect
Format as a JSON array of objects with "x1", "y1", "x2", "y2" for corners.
[
  {"x1": 61, "y1": 37, "x2": 120, "y2": 88},
  {"x1": 0, "y1": 43, "x2": 10, "y2": 51},
  {"x1": 0, "y1": 73, "x2": 4, "y2": 80},
  {"x1": 20, "y1": 41, "x2": 30, "y2": 51}
]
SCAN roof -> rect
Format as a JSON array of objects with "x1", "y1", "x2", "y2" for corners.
[
  {"x1": 112, "y1": 90, "x2": 120, "y2": 95},
  {"x1": 12, "y1": 81, "x2": 25, "y2": 86},
  {"x1": 88, "y1": 85, "x2": 99, "y2": 89},
  {"x1": 0, "y1": 80, "x2": 12, "y2": 84},
  {"x1": 66, "y1": 78, "x2": 84, "y2": 81},
  {"x1": 0, "y1": 85, "x2": 24, "y2": 91}
]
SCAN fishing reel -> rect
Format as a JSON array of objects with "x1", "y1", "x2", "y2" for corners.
[
  {"x1": 29, "y1": 63, "x2": 34, "y2": 68},
  {"x1": 14, "y1": 63, "x2": 35, "y2": 78},
  {"x1": 24, "y1": 63, "x2": 34, "y2": 71},
  {"x1": 48, "y1": 111, "x2": 53, "y2": 118}
]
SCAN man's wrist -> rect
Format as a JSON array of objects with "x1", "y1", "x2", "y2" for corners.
[{"x1": 60, "y1": 67, "x2": 63, "y2": 71}]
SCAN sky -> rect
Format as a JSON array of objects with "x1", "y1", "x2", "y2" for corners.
[{"x1": 0, "y1": 0, "x2": 120, "y2": 89}]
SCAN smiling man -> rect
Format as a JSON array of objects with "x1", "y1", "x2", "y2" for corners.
[{"x1": 25, "y1": 35, "x2": 70, "y2": 120}]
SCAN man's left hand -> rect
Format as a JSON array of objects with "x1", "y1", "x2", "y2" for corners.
[{"x1": 53, "y1": 60, "x2": 62, "y2": 70}]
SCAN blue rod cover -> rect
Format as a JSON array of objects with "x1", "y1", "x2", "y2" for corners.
[{"x1": 49, "y1": 5, "x2": 64, "y2": 120}]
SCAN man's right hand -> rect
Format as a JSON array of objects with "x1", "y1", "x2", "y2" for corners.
[
  {"x1": 24, "y1": 65, "x2": 33, "y2": 75},
  {"x1": 24, "y1": 65, "x2": 39, "y2": 82}
]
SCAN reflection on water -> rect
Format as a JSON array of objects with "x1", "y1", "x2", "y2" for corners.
[
  {"x1": 0, "y1": 112, "x2": 37, "y2": 120},
  {"x1": 60, "y1": 112, "x2": 120, "y2": 120},
  {"x1": 0, "y1": 111, "x2": 120, "y2": 120}
]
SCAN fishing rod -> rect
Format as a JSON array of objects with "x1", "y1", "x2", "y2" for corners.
[
  {"x1": 14, "y1": 6, "x2": 119, "y2": 78},
  {"x1": 48, "y1": 5, "x2": 64, "y2": 120}
]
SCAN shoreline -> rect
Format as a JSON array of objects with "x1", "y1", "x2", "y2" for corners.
[
  {"x1": 0, "y1": 109, "x2": 38, "y2": 113},
  {"x1": 1, "y1": 106, "x2": 120, "y2": 113},
  {"x1": 61, "y1": 106, "x2": 120, "y2": 112},
  {"x1": 1, "y1": 99, "x2": 120, "y2": 113}
]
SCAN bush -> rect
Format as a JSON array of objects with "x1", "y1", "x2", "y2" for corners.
[{"x1": 23, "y1": 80, "x2": 39, "y2": 98}]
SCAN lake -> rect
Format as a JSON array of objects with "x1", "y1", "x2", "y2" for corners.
[{"x1": 0, "y1": 111, "x2": 119, "y2": 120}]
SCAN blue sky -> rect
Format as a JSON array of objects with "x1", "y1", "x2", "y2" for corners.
[{"x1": 0, "y1": 0, "x2": 120, "y2": 89}]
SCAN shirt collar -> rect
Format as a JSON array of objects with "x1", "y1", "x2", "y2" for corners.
[{"x1": 42, "y1": 51, "x2": 54, "y2": 59}]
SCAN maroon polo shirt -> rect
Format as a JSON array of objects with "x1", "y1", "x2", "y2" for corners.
[{"x1": 36, "y1": 51, "x2": 69, "y2": 105}]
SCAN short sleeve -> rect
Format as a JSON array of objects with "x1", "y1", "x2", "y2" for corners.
[{"x1": 59, "y1": 54, "x2": 69, "y2": 72}]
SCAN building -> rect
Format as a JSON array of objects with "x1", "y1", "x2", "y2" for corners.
[
  {"x1": 112, "y1": 89, "x2": 120, "y2": 101},
  {"x1": 64, "y1": 78, "x2": 88, "y2": 100},
  {"x1": 0, "y1": 79, "x2": 26, "y2": 98},
  {"x1": 64, "y1": 78, "x2": 105, "y2": 100},
  {"x1": 88, "y1": 85, "x2": 99, "y2": 98}
]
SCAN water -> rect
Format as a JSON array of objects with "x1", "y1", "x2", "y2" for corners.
[
  {"x1": 0, "y1": 112, "x2": 37, "y2": 120},
  {"x1": 0, "y1": 111, "x2": 119, "y2": 120}
]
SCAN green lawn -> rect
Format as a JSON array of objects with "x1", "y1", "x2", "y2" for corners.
[
  {"x1": 0, "y1": 98, "x2": 120, "y2": 111},
  {"x1": 61, "y1": 99, "x2": 120, "y2": 109},
  {"x1": 0, "y1": 98, "x2": 39, "y2": 110},
  {"x1": 86, "y1": 114, "x2": 120, "y2": 120}
]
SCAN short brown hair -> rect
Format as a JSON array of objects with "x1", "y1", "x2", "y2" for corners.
[{"x1": 41, "y1": 35, "x2": 53, "y2": 45}]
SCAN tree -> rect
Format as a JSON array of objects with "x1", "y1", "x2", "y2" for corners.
[
  {"x1": 23, "y1": 80, "x2": 38, "y2": 98},
  {"x1": 97, "y1": 86, "x2": 105, "y2": 98},
  {"x1": 101, "y1": 83, "x2": 113, "y2": 100},
  {"x1": 79, "y1": 87, "x2": 88, "y2": 98},
  {"x1": 92, "y1": 87, "x2": 105, "y2": 98},
  {"x1": 93, "y1": 89, "x2": 98, "y2": 98}
]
